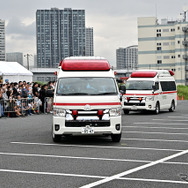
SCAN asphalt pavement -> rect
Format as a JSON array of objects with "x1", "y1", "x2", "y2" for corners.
[{"x1": 0, "y1": 100, "x2": 188, "y2": 188}]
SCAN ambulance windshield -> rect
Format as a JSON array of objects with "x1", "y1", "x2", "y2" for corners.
[
  {"x1": 57, "y1": 77, "x2": 117, "y2": 95},
  {"x1": 126, "y1": 80, "x2": 154, "y2": 90}
]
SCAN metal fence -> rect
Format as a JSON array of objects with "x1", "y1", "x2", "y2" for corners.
[{"x1": 0, "y1": 97, "x2": 53, "y2": 118}]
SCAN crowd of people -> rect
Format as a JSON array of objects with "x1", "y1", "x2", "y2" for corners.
[{"x1": 0, "y1": 81, "x2": 55, "y2": 117}]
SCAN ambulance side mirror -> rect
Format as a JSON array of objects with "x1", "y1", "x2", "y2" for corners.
[
  {"x1": 119, "y1": 85, "x2": 126, "y2": 94},
  {"x1": 152, "y1": 85, "x2": 156, "y2": 92}
]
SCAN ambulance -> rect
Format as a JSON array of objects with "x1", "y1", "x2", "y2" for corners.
[
  {"x1": 122, "y1": 70, "x2": 177, "y2": 114},
  {"x1": 52, "y1": 57, "x2": 122, "y2": 142}
]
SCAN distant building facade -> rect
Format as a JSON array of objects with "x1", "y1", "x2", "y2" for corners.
[
  {"x1": 85, "y1": 27, "x2": 94, "y2": 56},
  {"x1": 116, "y1": 45, "x2": 138, "y2": 69},
  {"x1": 138, "y1": 16, "x2": 188, "y2": 85},
  {"x1": 6, "y1": 52, "x2": 23, "y2": 65},
  {"x1": 0, "y1": 19, "x2": 5, "y2": 61},
  {"x1": 36, "y1": 8, "x2": 86, "y2": 68}
]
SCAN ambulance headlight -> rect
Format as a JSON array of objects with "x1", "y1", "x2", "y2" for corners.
[
  {"x1": 53, "y1": 109, "x2": 66, "y2": 117},
  {"x1": 146, "y1": 96, "x2": 154, "y2": 101},
  {"x1": 110, "y1": 108, "x2": 121, "y2": 117}
]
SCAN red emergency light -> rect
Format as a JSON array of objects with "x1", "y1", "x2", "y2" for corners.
[
  {"x1": 131, "y1": 71, "x2": 157, "y2": 78},
  {"x1": 120, "y1": 77, "x2": 129, "y2": 80},
  {"x1": 169, "y1": 70, "x2": 174, "y2": 76},
  {"x1": 61, "y1": 60, "x2": 110, "y2": 71}
]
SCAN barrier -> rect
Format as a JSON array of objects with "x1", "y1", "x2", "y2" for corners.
[
  {"x1": 0, "y1": 97, "x2": 42, "y2": 117},
  {"x1": 0, "y1": 97, "x2": 53, "y2": 118}
]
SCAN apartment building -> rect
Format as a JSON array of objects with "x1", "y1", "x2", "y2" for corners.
[{"x1": 138, "y1": 17, "x2": 188, "y2": 85}]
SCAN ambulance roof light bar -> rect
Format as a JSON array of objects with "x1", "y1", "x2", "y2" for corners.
[
  {"x1": 61, "y1": 59, "x2": 110, "y2": 71},
  {"x1": 131, "y1": 71, "x2": 157, "y2": 78}
]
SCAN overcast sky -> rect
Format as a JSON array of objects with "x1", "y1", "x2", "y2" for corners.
[{"x1": 1, "y1": 0, "x2": 188, "y2": 66}]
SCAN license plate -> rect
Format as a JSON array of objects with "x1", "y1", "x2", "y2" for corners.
[
  {"x1": 81, "y1": 126, "x2": 94, "y2": 134},
  {"x1": 132, "y1": 105, "x2": 137, "y2": 110}
]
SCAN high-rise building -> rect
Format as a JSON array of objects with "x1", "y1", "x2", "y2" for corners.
[
  {"x1": 85, "y1": 27, "x2": 94, "y2": 56},
  {"x1": 6, "y1": 52, "x2": 23, "y2": 65},
  {"x1": 36, "y1": 8, "x2": 85, "y2": 68},
  {"x1": 0, "y1": 19, "x2": 5, "y2": 61},
  {"x1": 116, "y1": 45, "x2": 138, "y2": 69},
  {"x1": 138, "y1": 16, "x2": 188, "y2": 85}
]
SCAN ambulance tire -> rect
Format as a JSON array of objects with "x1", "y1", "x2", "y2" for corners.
[
  {"x1": 52, "y1": 134, "x2": 61, "y2": 142},
  {"x1": 169, "y1": 100, "x2": 175, "y2": 112},
  {"x1": 154, "y1": 102, "x2": 160, "y2": 114},
  {"x1": 123, "y1": 110, "x2": 129, "y2": 114},
  {"x1": 111, "y1": 133, "x2": 121, "y2": 142}
]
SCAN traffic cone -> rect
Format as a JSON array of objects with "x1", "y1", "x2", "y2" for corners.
[
  {"x1": 177, "y1": 95, "x2": 179, "y2": 100},
  {"x1": 181, "y1": 95, "x2": 184, "y2": 100}
]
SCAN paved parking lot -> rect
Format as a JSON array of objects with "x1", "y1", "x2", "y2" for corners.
[{"x1": 0, "y1": 101, "x2": 188, "y2": 188}]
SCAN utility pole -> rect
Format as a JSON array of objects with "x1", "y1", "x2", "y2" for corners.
[{"x1": 24, "y1": 54, "x2": 32, "y2": 70}]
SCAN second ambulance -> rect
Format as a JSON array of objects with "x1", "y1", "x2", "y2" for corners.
[{"x1": 122, "y1": 70, "x2": 177, "y2": 114}]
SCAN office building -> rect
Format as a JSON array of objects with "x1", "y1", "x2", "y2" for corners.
[
  {"x1": 6, "y1": 52, "x2": 23, "y2": 65},
  {"x1": 85, "y1": 27, "x2": 94, "y2": 56},
  {"x1": 36, "y1": 8, "x2": 85, "y2": 68},
  {"x1": 0, "y1": 19, "x2": 5, "y2": 61},
  {"x1": 138, "y1": 16, "x2": 188, "y2": 85},
  {"x1": 116, "y1": 45, "x2": 138, "y2": 69}
]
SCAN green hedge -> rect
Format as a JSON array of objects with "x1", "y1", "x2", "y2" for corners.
[{"x1": 177, "y1": 85, "x2": 188, "y2": 100}]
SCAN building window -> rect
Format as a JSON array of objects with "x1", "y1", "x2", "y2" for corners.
[
  {"x1": 171, "y1": 56, "x2": 175, "y2": 59},
  {"x1": 157, "y1": 56, "x2": 162, "y2": 60},
  {"x1": 157, "y1": 43, "x2": 161, "y2": 46},
  {"x1": 171, "y1": 42, "x2": 175, "y2": 45},
  {"x1": 157, "y1": 33, "x2": 161, "y2": 37},
  {"x1": 178, "y1": 27, "x2": 180, "y2": 30},
  {"x1": 157, "y1": 60, "x2": 162, "y2": 64},
  {"x1": 156, "y1": 29, "x2": 161, "y2": 32},
  {"x1": 178, "y1": 40, "x2": 180, "y2": 44},
  {"x1": 171, "y1": 28, "x2": 175, "y2": 32},
  {"x1": 157, "y1": 47, "x2": 162, "y2": 50},
  {"x1": 163, "y1": 56, "x2": 170, "y2": 59},
  {"x1": 163, "y1": 42, "x2": 169, "y2": 46},
  {"x1": 163, "y1": 29, "x2": 169, "y2": 32},
  {"x1": 178, "y1": 54, "x2": 181, "y2": 58}
]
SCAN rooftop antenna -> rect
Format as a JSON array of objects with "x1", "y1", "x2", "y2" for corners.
[{"x1": 180, "y1": 6, "x2": 188, "y2": 22}]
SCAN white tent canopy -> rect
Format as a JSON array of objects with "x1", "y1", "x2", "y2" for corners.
[{"x1": 0, "y1": 61, "x2": 33, "y2": 83}]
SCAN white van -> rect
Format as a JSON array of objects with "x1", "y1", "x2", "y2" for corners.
[
  {"x1": 122, "y1": 70, "x2": 177, "y2": 114},
  {"x1": 52, "y1": 57, "x2": 122, "y2": 142}
]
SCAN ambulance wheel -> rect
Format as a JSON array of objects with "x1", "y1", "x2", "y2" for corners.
[
  {"x1": 111, "y1": 133, "x2": 121, "y2": 142},
  {"x1": 154, "y1": 102, "x2": 160, "y2": 114},
  {"x1": 123, "y1": 110, "x2": 129, "y2": 114},
  {"x1": 169, "y1": 100, "x2": 175, "y2": 112},
  {"x1": 52, "y1": 133, "x2": 61, "y2": 143}
]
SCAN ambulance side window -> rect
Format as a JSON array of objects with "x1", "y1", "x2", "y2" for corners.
[
  {"x1": 160, "y1": 81, "x2": 176, "y2": 91},
  {"x1": 155, "y1": 82, "x2": 159, "y2": 90}
]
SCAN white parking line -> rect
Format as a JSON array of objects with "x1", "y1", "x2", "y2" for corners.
[
  {"x1": 1, "y1": 169, "x2": 188, "y2": 185},
  {"x1": 153, "y1": 119, "x2": 188, "y2": 122},
  {"x1": 134, "y1": 122, "x2": 188, "y2": 125},
  {"x1": 0, "y1": 169, "x2": 105, "y2": 179},
  {"x1": 119, "y1": 177, "x2": 188, "y2": 185},
  {"x1": 11, "y1": 141, "x2": 182, "y2": 152},
  {"x1": 168, "y1": 116, "x2": 188, "y2": 119},
  {"x1": 1, "y1": 152, "x2": 188, "y2": 166},
  {"x1": 122, "y1": 138, "x2": 188, "y2": 143},
  {"x1": 79, "y1": 149, "x2": 188, "y2": 188},
  {"x1": 124, "y1": 126, "x2": 188, "y2": 130},
  {"x1": 0, "y1": 152, "x2": 150, "y2": 163},
  {"x1": 123, "y1": 131, "x2": 188, "y2": 135}
]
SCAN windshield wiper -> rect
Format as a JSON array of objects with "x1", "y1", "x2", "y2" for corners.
[
  {"x1": 97, "y1": 92, "x2": 116, "y2": 95},
  {"x1": 67, "y1": 93, "x2": 89, "y2": 95}
]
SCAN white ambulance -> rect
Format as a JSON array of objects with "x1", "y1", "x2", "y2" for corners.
[
  {"x1": 52, "y1": 57, "x2": 122, "y2": 142},
  {"x1": 122, "y1": 70, "x2": 177, "y2": 114}
]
